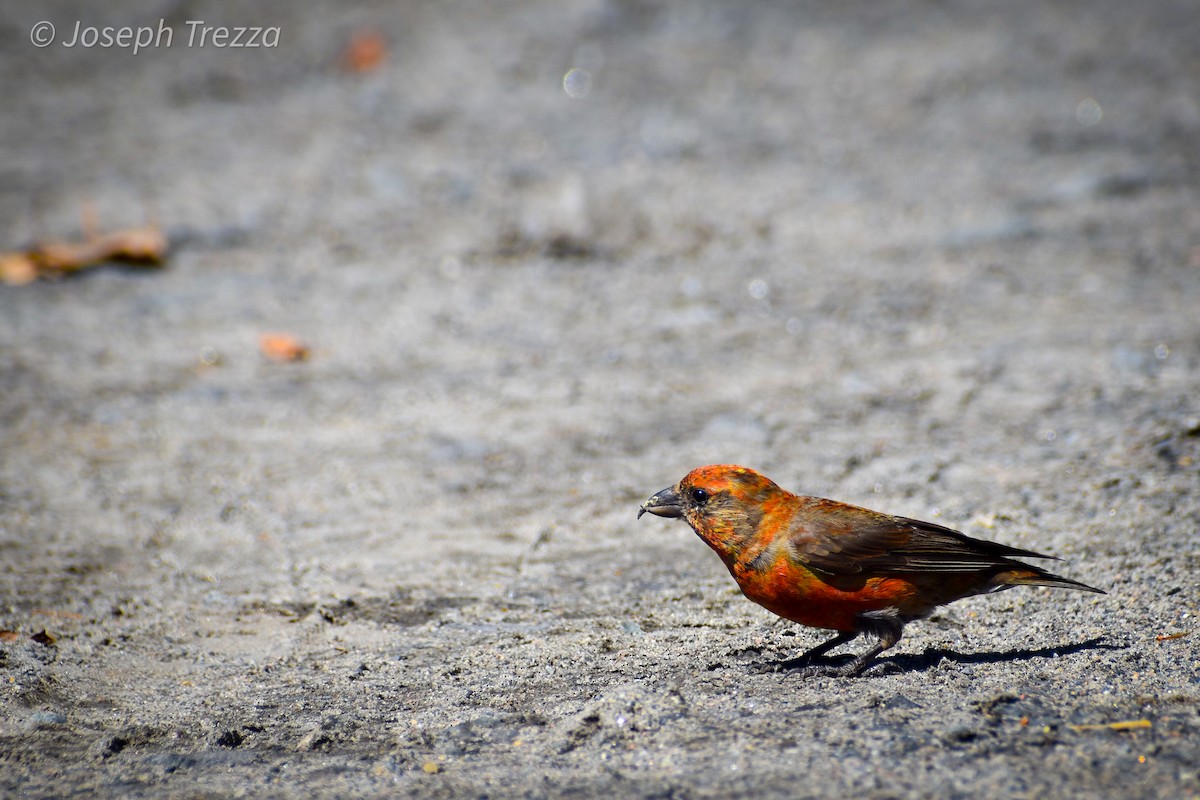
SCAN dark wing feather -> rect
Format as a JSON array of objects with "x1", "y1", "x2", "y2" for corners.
[{"x1": 786, "y1": 499, "x2": 1056, "y2": 576}]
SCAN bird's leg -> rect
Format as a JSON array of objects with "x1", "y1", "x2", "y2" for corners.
[
  {"x1": 768, "y1": 631, "x2": 857, "y2": 671},
  {"x1": 801, "y1": 609, "x2": 904, "y2": 678},
  {"x1": 799, "y1": 631, "x2": 857, "y2": 662}
]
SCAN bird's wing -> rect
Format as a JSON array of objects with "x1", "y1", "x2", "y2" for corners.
[{"x1": 785, "y1": 499, "x2": 1056, "y2": 576}]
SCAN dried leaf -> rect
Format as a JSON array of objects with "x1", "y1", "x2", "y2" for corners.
[
  {"x1": 259, "y1": 333, "x2": 311, "y2": 362},
  {"x1": 33, "y1": 609, "x2": 84, "y2": 620},
  {"x1": 1068, "y1": 719, "x2": 1151, "y2": 732},
  {"x1": 344, "y1": 30, "x2": 387, "y2": 73},
  {"x1": 33, "y1": 225, "x2": 168, "y2": 273},
  {"x1": 0, "y1": 252, "x2": 39, "y2": 285},
  {"x1": 31, "y1": 629, "x2": 57, "y2": 646},
  {"x1": 4, "y1": 223, "x2": 168, "y2": 284},
  {"x1": 0, "y1": 630, "x2": 20, "y2": 642}
]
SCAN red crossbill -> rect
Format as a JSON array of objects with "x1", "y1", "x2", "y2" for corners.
[{"x1": 639, "y1": 464, "x2": 1104, "y2": 676}]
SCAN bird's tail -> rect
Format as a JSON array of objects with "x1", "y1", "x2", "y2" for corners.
[{"x1": 996, "y1": 565, "x2": 1106, "y2": 594}]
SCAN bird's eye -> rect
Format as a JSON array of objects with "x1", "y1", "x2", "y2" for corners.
[{"x1": 690, "y1": 488, "x2": 709, "y2": 505}]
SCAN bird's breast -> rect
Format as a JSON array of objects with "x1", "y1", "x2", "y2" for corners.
[{"x1": 730, "y1": 551, "x2": 921, "y2": 632}]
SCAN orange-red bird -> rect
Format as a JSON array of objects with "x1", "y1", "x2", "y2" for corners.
[{"x1": 639, "y1": 465, "x2": 1104, "y2": 676}]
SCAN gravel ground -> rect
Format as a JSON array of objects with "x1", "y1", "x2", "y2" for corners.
[{"x1": 2, "y1": 1, "x2": 1199, "y2": 797}]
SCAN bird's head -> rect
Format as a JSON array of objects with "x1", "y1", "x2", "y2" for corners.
[{"x1": 639, "y1": 465, "x2": 785, "y2": 558}]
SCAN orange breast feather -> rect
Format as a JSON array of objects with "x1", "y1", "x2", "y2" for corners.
[{"x1": 732, "y1": 548, "x2": 920, "y2": 632}]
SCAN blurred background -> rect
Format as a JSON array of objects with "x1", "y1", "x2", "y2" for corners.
[
  {"x1": 5, "y1": 0, "x2": 1196, "y2": 585},
  {"x1": 2, "y1": 1, "x2": 1198, "y2": 796}
]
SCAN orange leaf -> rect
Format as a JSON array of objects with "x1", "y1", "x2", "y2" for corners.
[
  {"x1": 344, "y1": 30, "x2": 387, "y2": 73},
  {"x1": 259, "y1": 333, "x2": 311, "y2": 362}
]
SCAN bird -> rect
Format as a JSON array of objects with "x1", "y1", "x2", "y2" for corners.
[{"x1": 638, "y1": 464, "x2": 1104, "y2": 676}]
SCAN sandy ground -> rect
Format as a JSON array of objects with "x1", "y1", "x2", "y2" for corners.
[{"x1": 2, "y1": 1, "x2": 1199, "y2": 797}]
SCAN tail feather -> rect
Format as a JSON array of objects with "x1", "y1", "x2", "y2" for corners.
[{"x1": 998, "y1": 565, "x2": 1106, "y2": 594}]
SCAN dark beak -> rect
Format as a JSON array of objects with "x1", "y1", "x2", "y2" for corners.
[{"x1": 638, "y1": 486, "x2": 683, "y2": 519}]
